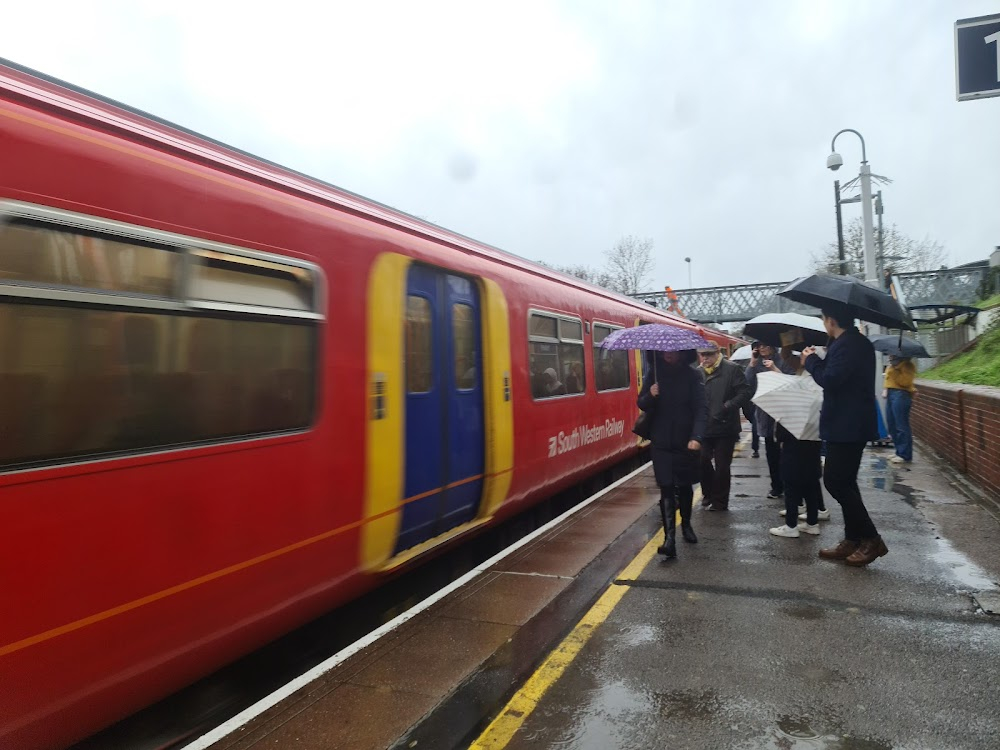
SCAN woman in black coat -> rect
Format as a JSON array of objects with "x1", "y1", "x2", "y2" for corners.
[{"x1": 637, "y1": 350, "x2": 708, "y2": 558}]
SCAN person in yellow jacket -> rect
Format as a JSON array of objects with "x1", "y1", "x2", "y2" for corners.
[{"x1": 882, "y1": 356, "x2": 916, "y2": 464}]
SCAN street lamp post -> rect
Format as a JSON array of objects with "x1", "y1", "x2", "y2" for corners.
[
  {"x1": 827, "y1": 129, "x2": 887, "y2": 439},
  {"x1": 833, "y1": 180, "x2": 846, "y2": 275},
  {"x1": 684, "y1": 257, "x2": 692, "y2": 287},
  {"x1": 827, "y1": 129, "x2": 877, "y2": 287}
]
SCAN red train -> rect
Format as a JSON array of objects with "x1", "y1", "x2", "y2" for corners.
[{"x1": 0, "y1": 60, "x2": 740, "y2": 749}]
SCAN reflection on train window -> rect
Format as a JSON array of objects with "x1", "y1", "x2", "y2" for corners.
[
  {"x1": 406, "y1": 295, "x2": 433, "y2": 393},
  {"x1": 593, "y1": 324, "x2": 630, "y2": 391},
  {"x1": 189, "y1": 249, "x2": 313, "y2": 310},
  {"x1": 0, "y1": 220, "x2": 179, "y2": 297},
  {"x1": 528, "y1": 311, "x2": 585, "y2": 399},
  {"x1": 452, "y1": 303, "x2": 476, "y2": 390},
  {"x1": 0, "y1": 302, "x2": 316, "y2": 470}
]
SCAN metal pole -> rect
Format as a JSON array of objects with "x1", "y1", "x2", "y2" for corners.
[
  {"x1": 875, "y1": 191, "x2": 885, "y2": 287},
  {"x1": 860, "y1": 163, "x2": 877, "y2": 285},
  {"x1": 834, "y1": 179, "x2": 846, "y2": 275}
]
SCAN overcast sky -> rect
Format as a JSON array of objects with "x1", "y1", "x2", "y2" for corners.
[{"x1": 3, "y1": 0, "x2": 998, "y2": 290}]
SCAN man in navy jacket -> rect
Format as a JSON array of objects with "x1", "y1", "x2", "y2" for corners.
[{"x1": 802, "y1": 306, "x2": 888, "y2": 567}]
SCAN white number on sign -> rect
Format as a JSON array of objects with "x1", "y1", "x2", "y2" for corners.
[{"x1": 987, "y1": 31, "x2": 1000, "y2": 83}]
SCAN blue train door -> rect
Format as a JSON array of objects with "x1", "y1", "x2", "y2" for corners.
[{"x1": 397, "y1": 265, "x2": 485, "y2": 553}]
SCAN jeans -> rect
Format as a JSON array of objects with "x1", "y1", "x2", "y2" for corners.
[
  {"x1": 824, "y1": 441, "x2": 878, "y2": 541},
  {"x1": 700, "y1": 436, "x2": 737, "y2": 508},
  {"x1": 886, "y1": 389, "x2": 913, "y2": 461},
  {"x1": 780, "y1": 438, "x2": 825, "y2": 526},
  {"x1": 764, "y1": 436, "x2": 783, "y2": 495}
]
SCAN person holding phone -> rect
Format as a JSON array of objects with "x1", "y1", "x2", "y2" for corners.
[{"x1": 746, "y1": 342, "x2": 793, "y2": 500}]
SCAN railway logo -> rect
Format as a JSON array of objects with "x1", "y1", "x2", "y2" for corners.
[{"x1": 548, "y1": 418, "x2": 626, "y2": 457}]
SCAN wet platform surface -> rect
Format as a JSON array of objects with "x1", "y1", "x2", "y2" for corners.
[
  {"x1": 195, "y1": 464, "x2": 664, "y2": 750},
  {"x1": 191, "y1": 436, "x2": 1000, "y2": 750},
  {"x1": 479, "y1": 442, "x2": 1000, "y2": 750}
]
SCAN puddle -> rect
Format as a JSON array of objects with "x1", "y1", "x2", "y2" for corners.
[
  {"x1": 654, "y1": 688, "x2": 724, "y2": 721},
  {"x1": 618, "y1": 623, "x2": 659, "y2": 647},
  {"x1": 753, "y1": 716, "x2": 893, "y2": 749},
  {"x1": 930, "y1": 538, "x2": 997, "y2": 591},
  {"x1": 785, "y1": 662, "x2": 846, "y2": 685},
  {"x1": 782, "y1": 604, "x2": 827, "y2": 621}
]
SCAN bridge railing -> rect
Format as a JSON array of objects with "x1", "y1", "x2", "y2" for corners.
[{"x1": 633, "y1": 264, "x2": 992, "y2": 325}]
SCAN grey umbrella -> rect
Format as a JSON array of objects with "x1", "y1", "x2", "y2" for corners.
[{"x1": 868, "y1": 334, "x2": 931, "y2": 358}]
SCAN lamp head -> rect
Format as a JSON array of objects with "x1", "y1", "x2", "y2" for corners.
[
  {"x1": 826, "y1": 152, "x2": 844, "y2": 171},
  {"x1": 684, "y1": 257, "x2": 691, "y2": 263}
]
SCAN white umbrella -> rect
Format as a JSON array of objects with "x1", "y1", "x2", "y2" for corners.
[
  {"x1": 743, "y1": 312, "x2": 828, "y2": 348},
  {"x1": 751, "y1": 371, "x2": 823, "y2": 441},
  {"x1": 730, "y1": 344, "x2": 753, "y2": 363}
]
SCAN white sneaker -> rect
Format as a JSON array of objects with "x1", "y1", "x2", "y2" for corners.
[
  {"x1": 779, "y1": 504, "x2": 806, "y2": 517},
  {"x1": 796, "y1": 522, "x2": 820, "y2": 535},
  {"x1": 890, "y1": 455, "x2": 907, "y2": 464},
  {"x1": 769, "y1": 525, "x2": 800, "y2": 538},
  {"x1": 799, "y1": 509, "x2": 831, "y2": 521}
]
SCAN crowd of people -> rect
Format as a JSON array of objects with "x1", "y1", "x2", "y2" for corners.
[{"x1": 636, "y1": 305, "x2": 915, "y2": 568}]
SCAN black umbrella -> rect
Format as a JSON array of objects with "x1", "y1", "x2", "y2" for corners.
[
  {"x1": 868, "y1": 334, "x2": 931, "y2": 358},
  {"x1": 777, "y1": 274, "x2": 916, "y2": 331}
]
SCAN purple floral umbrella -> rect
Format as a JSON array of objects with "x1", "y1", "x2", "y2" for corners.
[{"x1": 600, "y1": 324, "x2": 711, "y2": 353}]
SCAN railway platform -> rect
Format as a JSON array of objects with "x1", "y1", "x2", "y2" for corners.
[{"x1": 186, "y1": 437, "x2": 1000, "y2": 750}]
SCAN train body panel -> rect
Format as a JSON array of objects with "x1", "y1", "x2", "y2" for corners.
[{"x1": 0, "y1": 61, "x2": 739, "y2": 748}]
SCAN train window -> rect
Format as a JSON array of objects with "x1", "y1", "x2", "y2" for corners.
[
  {"x1": 0, "y1": 301, "x2": 316, "y2": 470},
  {"x1": 529, "y1": 313, "x2": 557, "y2": 339},
  {"x1": 593, "y1": 324, "x2": 630, "y2": 392},
  {"x1": 559, "y1": 318, "x2": 583, "y2": 341},
  {"x1": 406, "y1": 295, "x2": 433, "y2": 394},
  {"x1": 0, "y1": 207, "x2": 324, "y2": 470},
  {"x1": 452, "y1": 303, "x2": 476, "y2": 390},
  {"x1": 189, "y1": 249, "x2": 313, "y2": 311},
  {"x1": 528, "y1": 310, "x2": 585, "y2": 399},
  {"x1": 0, "y1": 219, "x2": 179, "y2": 297}
]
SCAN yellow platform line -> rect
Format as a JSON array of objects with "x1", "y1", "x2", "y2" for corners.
[{"x1": 470, "y1": 485, "x2": 704, "y2": 750}]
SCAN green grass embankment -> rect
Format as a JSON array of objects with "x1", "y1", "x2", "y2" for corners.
[
  {"x1": 921, "y1": 322, "x2": 1000, "y2": 387},
  {"x1": 976, "y1": 294, "x2": 1000, "y2": 310}
]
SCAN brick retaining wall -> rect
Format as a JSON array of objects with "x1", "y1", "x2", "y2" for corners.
[{"x1": 911, "y1": 379, "x2": 1000, "y2": 499}]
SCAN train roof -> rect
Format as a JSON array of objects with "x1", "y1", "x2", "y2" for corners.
[{"x1": 0, "y1": 57, "x2": 740, "y2": 344}]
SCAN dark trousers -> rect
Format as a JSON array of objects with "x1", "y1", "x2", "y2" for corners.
[
  {"x1": 743, "y1": 404, "x2": 759, "y2": 451},
  {"x1": 700, "y1": 436, "x2": 737, "y2": 508},
  {"x1": 764, "y1": 436, "x2": 783, "y2": 494},
  {"x1": 824, "y1": 441, "x2": 878, "y2": 541},
  {"x1": 780, "y1": 439, "x2": 825, "y2": 526},
  {"x1": 886, "y1": 389, "x2": 913, "y2": 461}
]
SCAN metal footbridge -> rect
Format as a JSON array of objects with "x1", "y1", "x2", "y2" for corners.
[{"x1": 634, "y1": 263, "x2": 992, "y2": 324}]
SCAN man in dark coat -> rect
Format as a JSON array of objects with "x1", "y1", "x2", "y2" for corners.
[
  {"x1": 696, "y1": 341, "x2": 753, "y2": 511},
  {"x1": 637, "y1": 350, "x2": 707, "y2": 558},
  {"x1": 802, "y1": 306, "x2": 888, "y2": 567}
]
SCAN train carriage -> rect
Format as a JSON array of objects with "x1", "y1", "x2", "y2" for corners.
[{"x1": 0, "y1": 59, "x2": 739, "y2": 749}]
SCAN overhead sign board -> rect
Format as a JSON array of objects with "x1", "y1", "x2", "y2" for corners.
[{"x1": 955, "y1": 13, "x2": 1000, "y2": 101}]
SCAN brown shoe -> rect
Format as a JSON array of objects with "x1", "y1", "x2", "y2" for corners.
[
  {"x1": 818, "y1": 539, "x2": 859, "y2": 560},
  {"x1": 845, "y1": 536, "x2": 889, "y2": 567}
]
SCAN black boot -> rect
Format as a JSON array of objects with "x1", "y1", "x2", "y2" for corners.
[
  {"x1": 657, "y1": 492, "x2": 677, "y2": 558},
  {"x1": 678, "y1": 486, "x2": 698, "y2": 543}
]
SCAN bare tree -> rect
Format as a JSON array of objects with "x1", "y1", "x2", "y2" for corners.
[
  {"x1": 812, "y1": 218, "x2": 948, "y2": 276},
  {"x1": 550, "y1": 263, "x2": 615, "y2": 288},
  {"x1": 605, "y1": 235, "x2": 654, "y2": 294}
]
